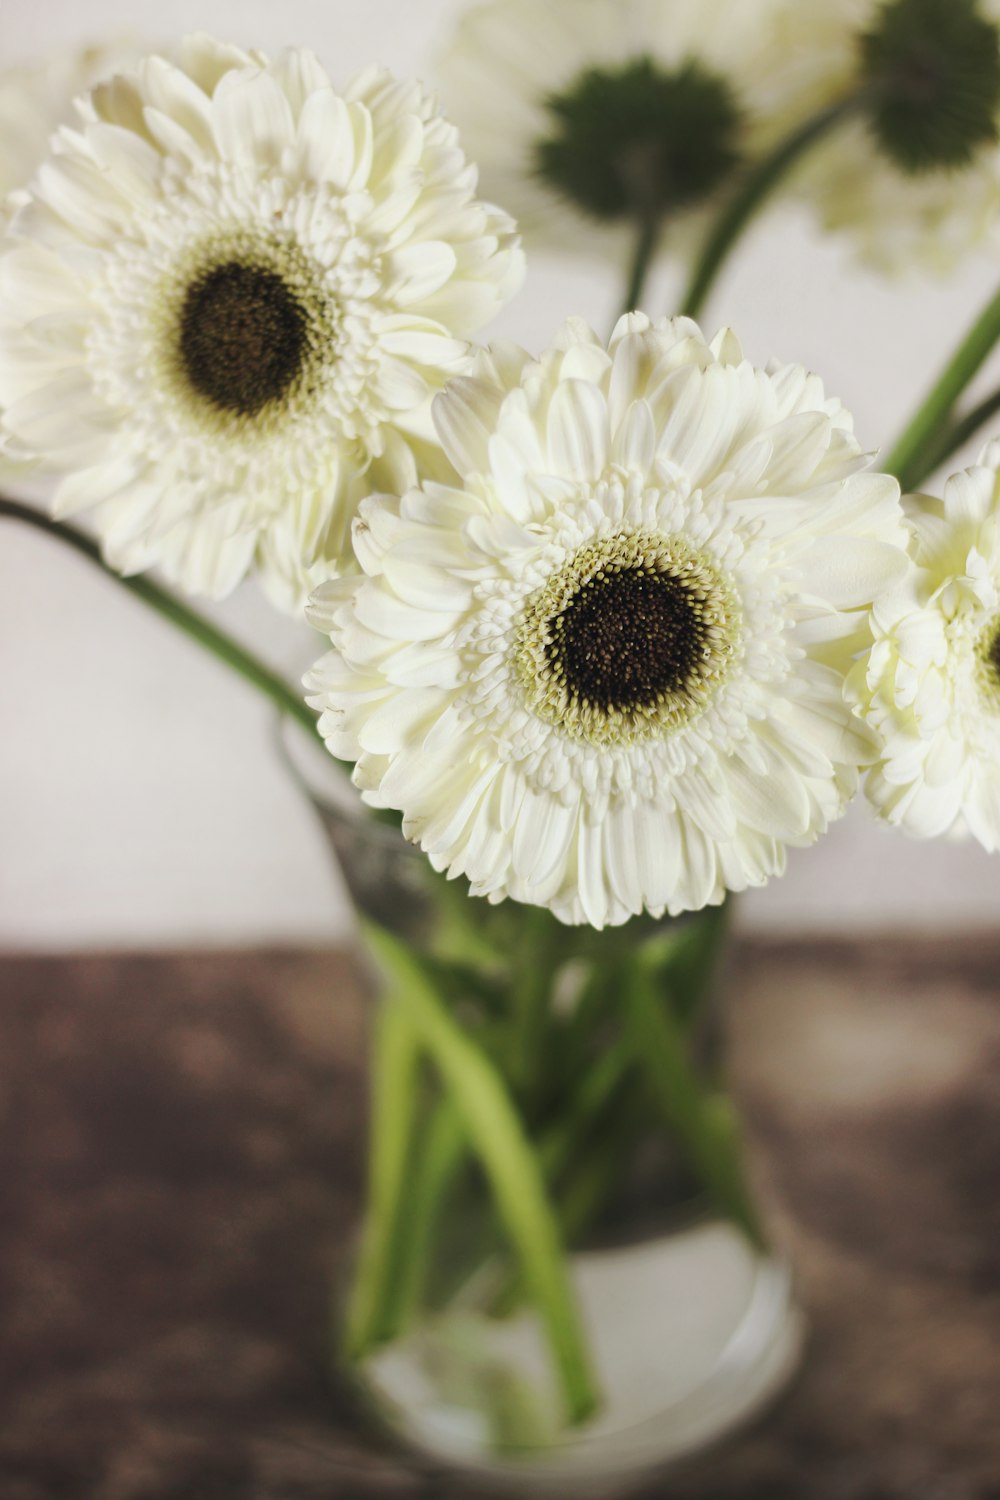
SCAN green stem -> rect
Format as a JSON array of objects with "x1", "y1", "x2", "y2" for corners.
[
  {"x1": 380, "y1": 1095, "x2": 468, "y2": 1339},
  {"x1": 899, "y1": 382, "x2": 1000, "y2": 493},
  {"x1": 619, "y1": 215, "x2": 661, "y2": 321},
  {"x1": 538, "y1": 1034, "x2": 633, "y2": 1180},
  {"x1": 0, "y1": 497, "x2": 317, "y2": 736},
  {"x1": 343, "y1": 996, "x2": 423, "y2": 1358},
  {"x1": 488, "y1": 1040, "x2": 635, "y2": 1317},
  {"x1": 885, "y1": 282, "x2": 1000, "y2": 492},
  {"x1": 556, "y1": 1091, "x2": 643, "y2": 1245},
  {"x1": 364, "y1": 921, "x2": 599, "y2": 1425},
  {"x1": 681, "y1": 93, "x2": 863, "y2": 321},
  {"x1": 623, "y1": 955, "x2": 766, "y2": 1251}
]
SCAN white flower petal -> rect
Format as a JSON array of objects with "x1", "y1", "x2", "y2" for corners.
[{"x1": 546, "y1": 378, "x2": 609, "y2": 479}]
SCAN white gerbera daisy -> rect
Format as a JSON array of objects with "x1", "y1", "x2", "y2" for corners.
[
  {"x1": 433, "y1": 0, "x2": 803, "y2": 271},
  {"x1": 306, "y1": 314, "x2": 907, "y2": 927},
  {"x1": 850, "y1": 441, "x2": 1000, "y2": 846},
  {"x1": 0, "y1": 36, "x2": 524, "y2": 608},
  {"x1": 767, "y1": 0, "x2": 1000, "y2": 274}
]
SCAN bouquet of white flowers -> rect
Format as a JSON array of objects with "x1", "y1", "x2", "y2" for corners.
[{"x1": 3, "y1": 1, "x2": 1000, "y2": 1487}]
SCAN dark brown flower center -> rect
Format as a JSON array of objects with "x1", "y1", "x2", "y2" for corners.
[
  {"x1": 547, "y1": 565, "x2": 708, "y2": 712},
  {"x1": 178, "y1": 261, "x2": 308, "y2": 417}
]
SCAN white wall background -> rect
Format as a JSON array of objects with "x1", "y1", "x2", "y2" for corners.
[{"x1": 3, "y1": 0, "x2": 1000, "y2": 948}]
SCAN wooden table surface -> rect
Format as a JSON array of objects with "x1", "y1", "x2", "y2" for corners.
[{"x1": 1, "y1": 938, "x2": 998, "y2": 1500}]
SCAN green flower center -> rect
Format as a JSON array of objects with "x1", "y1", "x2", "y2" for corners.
[
  {"x1": 515, "y1": 532, "x2": 741, "y2": 747},
  {"x1": 178, "y1": 261, "x2": 309, "y2": 417},
  {"x1": 861, "y1": 0, "x2": 1000, "y2": 173},
  {"x1": 975, "y1": 611, "x2": 1000, "y2": 709},
  {"x1": 534, "y1": 57, "x2": 743, "y2": 221}
]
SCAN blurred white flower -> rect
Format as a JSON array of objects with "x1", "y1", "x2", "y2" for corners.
[
  {"x1": 851, "y1": 441, "x2": 1000, "y2": 845},
  {"x1": 307, "y1": 314, "x2": 907, "y2": 927},
  {"x1": 768, "y1": 0, "x2": 1000, "y2": 274},
  {"x1": 0, "y1": 36, "x2": 524, "y2": 609},
  {"x1": 433, "y1": 0, "x2": 802, "y2": 272}
]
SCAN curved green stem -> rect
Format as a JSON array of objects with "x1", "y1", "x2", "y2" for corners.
[
  {"x1": 364, "y1": 921, "x2": 600, "y2": 1425},
  {"x1": 0, "y1": 497, "x2": 317, "y2": 735},
  {"x1": 343, "y1": 996, "x2": 423, "y2": 1357},
  {"x1": 885, "y1": 282, "x2": 1000, "y2": 491},
  {"x1": 681, "y1": 93, "x2": 863, "y2": 321},
  {"x1": 897, "y1": 380, "x2": 1000, "y2": 494},
  {"x1": 618, "y1": 215, "x2": 661, "y2": 321},
  {"x1": 378, "y1": 1095, "x2": 468, "y2": 1339}
]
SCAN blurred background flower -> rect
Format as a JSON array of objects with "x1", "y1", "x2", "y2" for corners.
[{"x1": 434, "y1": 0, "x2": 799, "y2": 282}]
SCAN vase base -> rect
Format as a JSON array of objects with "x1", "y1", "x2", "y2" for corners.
[{"x1": 356, "y1": 1221, "x2": 805, "y2": 1495}]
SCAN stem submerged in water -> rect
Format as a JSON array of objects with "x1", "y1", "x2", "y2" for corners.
[{"x1": 363, "y1": 922, "x2": 601, "y2": 1426}]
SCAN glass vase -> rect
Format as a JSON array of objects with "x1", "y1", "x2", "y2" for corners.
[{"x1": 282, "y1": 721, "x2": 805, "y2": 1496}]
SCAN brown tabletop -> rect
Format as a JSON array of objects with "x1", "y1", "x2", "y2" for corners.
[{"x1": 1, "y1": 939, "x2": 998, "y2": 1500}]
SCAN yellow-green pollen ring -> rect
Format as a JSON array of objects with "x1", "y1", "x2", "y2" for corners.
[
  {"x1": 155, "y1": 230, "x2": 340, "y2": 438},
  {"x1": 974, "y1": 610, "x2": 1000, "y2": 710},
  {"x1": 514, "y1": 530, "x2": 742, "y2": 747}
]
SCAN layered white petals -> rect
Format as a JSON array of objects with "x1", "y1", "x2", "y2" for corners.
[
  {"x1": 0, "y1": 37, "x2": 524, "y2": 610},
  {"x1": 851, "y1": 442, "x2": 1000, "y2": 849},
  {"x1": 307, "y1": 314, "x2": 906, "y2": 926}
]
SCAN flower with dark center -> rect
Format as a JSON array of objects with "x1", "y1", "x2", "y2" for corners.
[
  {"x1": 861, "y1": 0, "x2": 1000, "y2": 173},
  {"x1": 0, "y1": 37, "x2": 524, "y2": 607},
  {"x1": 535, "y1": 58, "x2": 743, "y2": 220},
  {"x1": 308, "y1": 314, "x2": 907, "y2": 927}
]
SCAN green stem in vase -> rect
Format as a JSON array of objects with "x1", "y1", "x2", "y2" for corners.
[
  {"x1": 680, "y1": 93, "x2": 864, "y2": 321},
  {"x1": 488, "y1": 1041, "x2": 638, "y2": 1318},
  {"x1": 343, "y1": 995, "x2": 423, "y2": 1357},
  {"x1": 538, "y1": 1034, "x2": 634, "y2": 1181},
  {"x1": 363, "y1": 922, "x2": 600, "y2": 1425},
  {"x1": 898, "y1": 381, "x2": 1000, "y2": 493},
  {"x1": 885, "y1": 281, "x2": 1000, "y2": 492},
  {"x1": 378, "y1": 1094, "x2": 467, "y2": 1339},
  {"x1": 623, "y1": 952, "x2": 767, "y2": 1251},
  {"x1": 0, "y1": 497, "x2": 318, "y2": 737}
]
